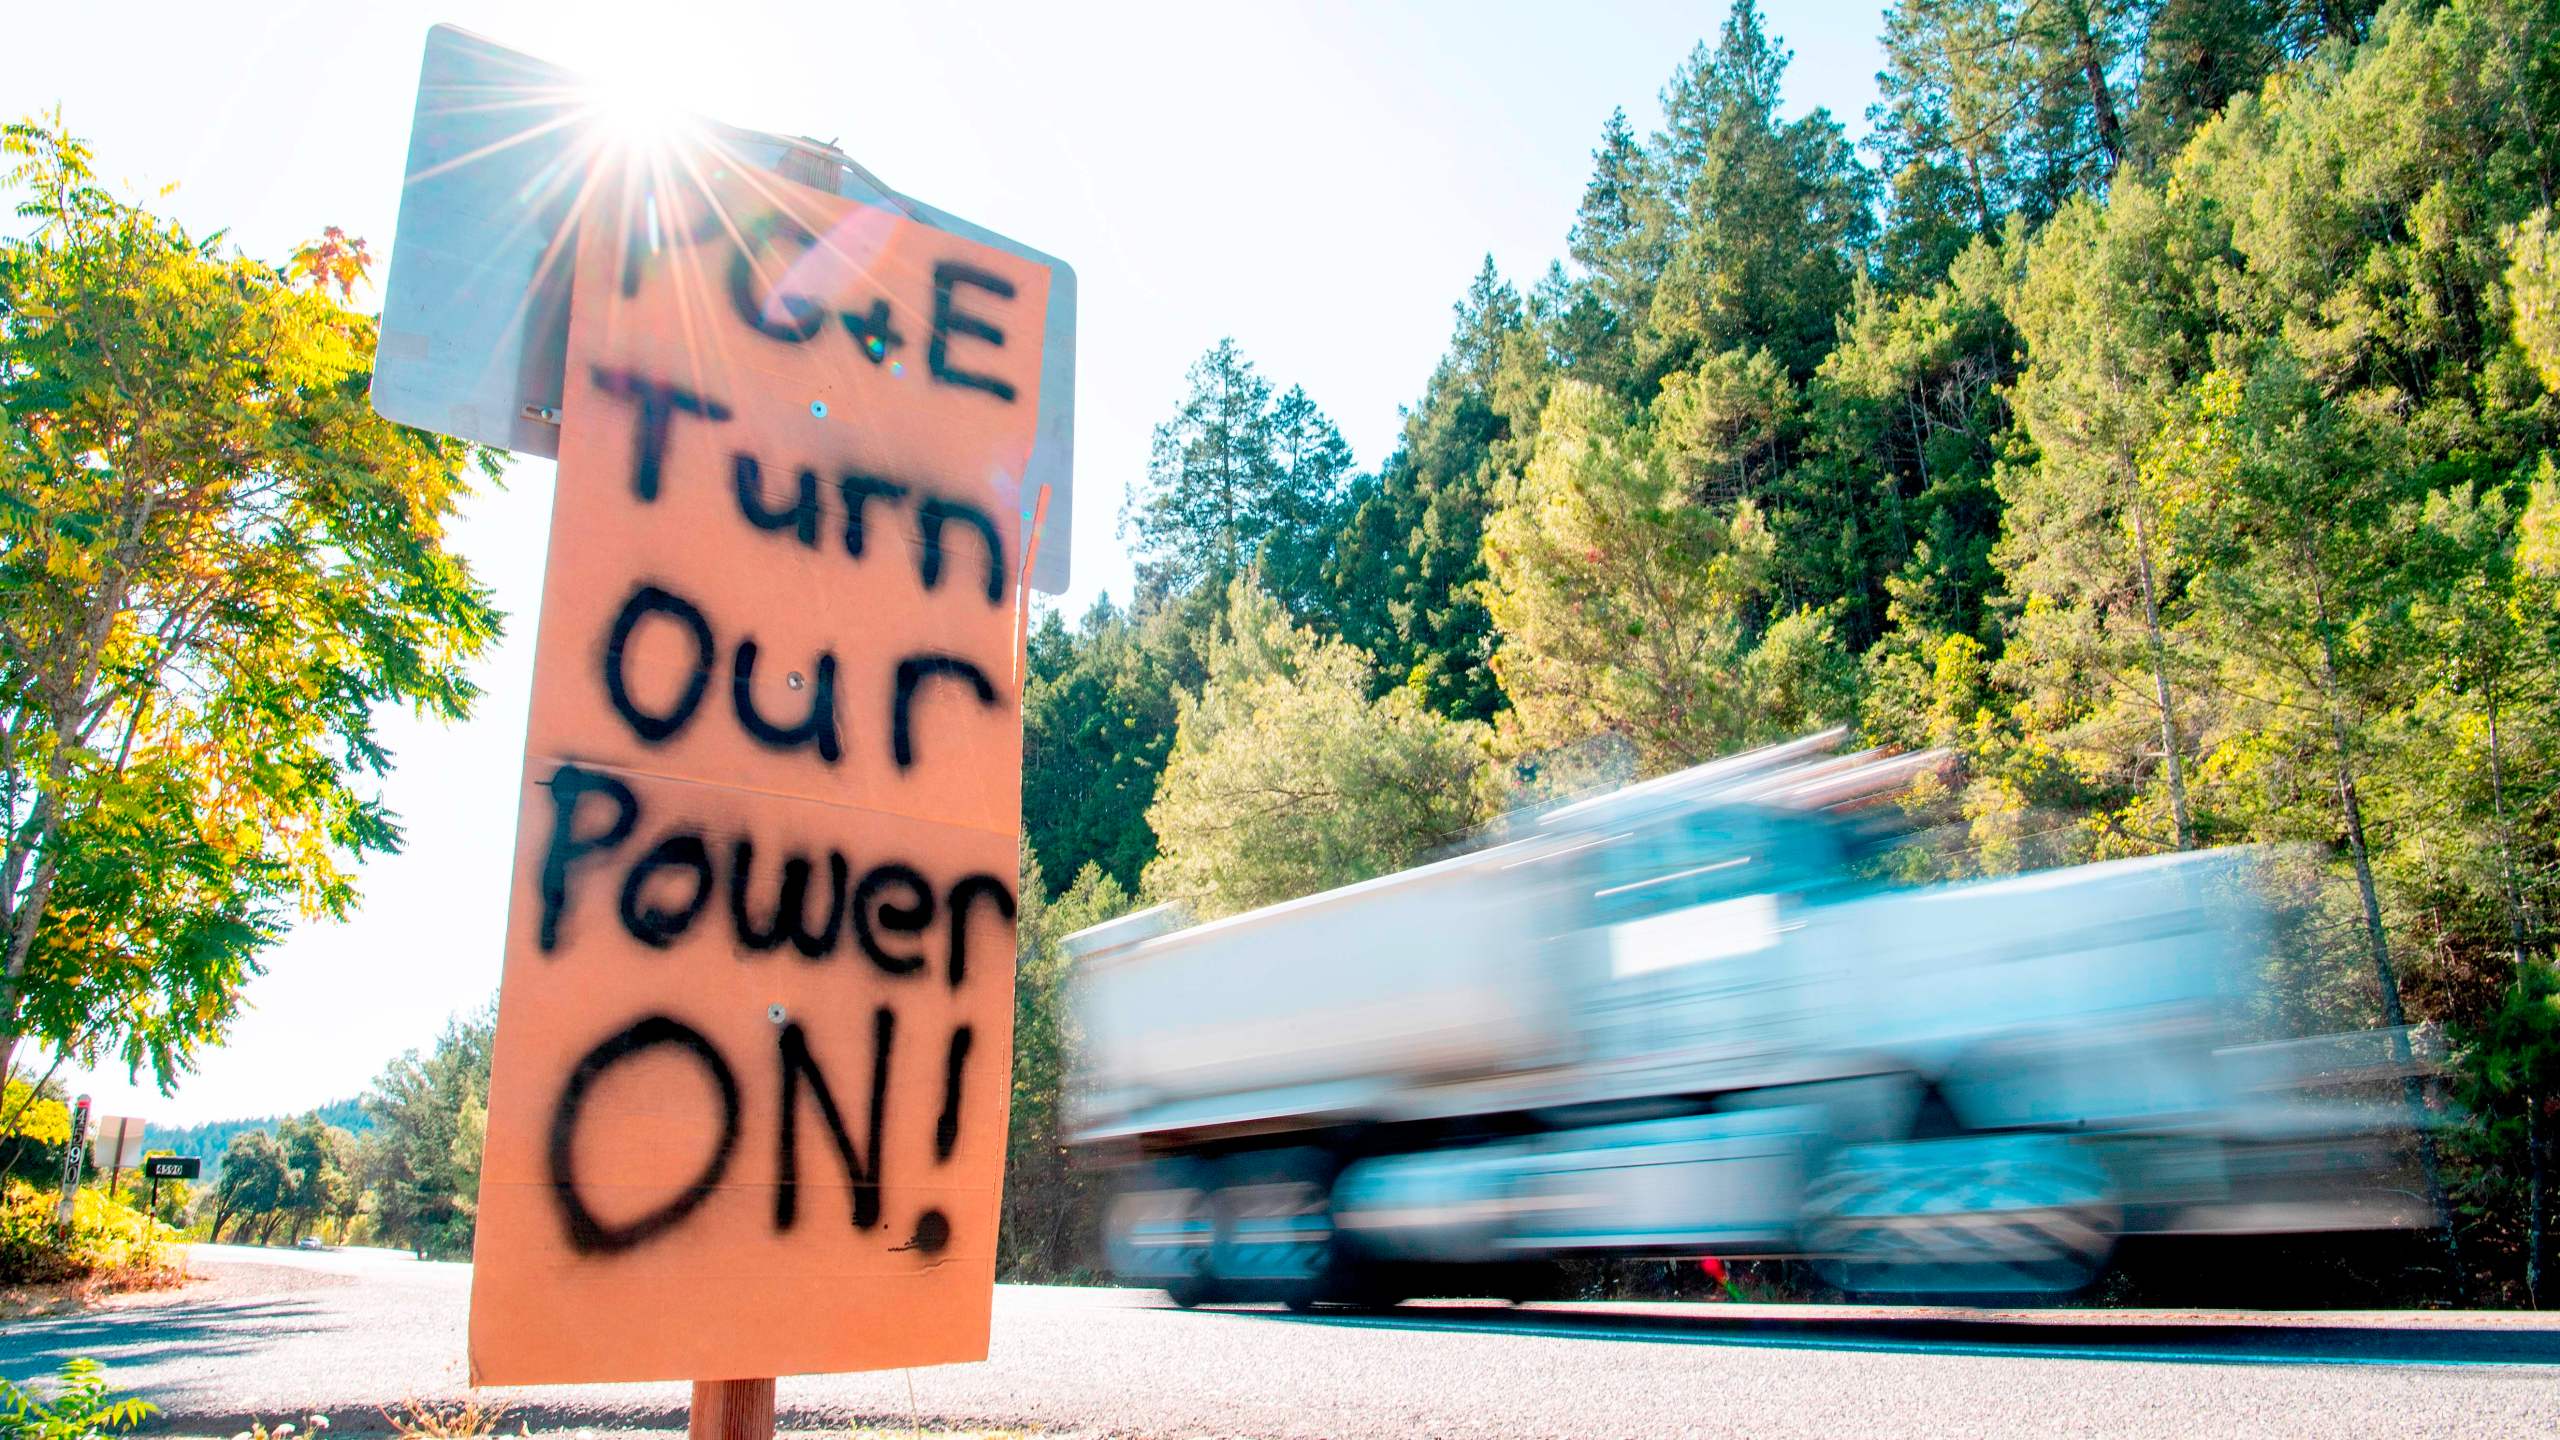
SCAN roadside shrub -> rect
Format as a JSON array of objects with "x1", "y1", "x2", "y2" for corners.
[
  {"x1": 0, "y1": 1358, "x2": 154, "y2": 1440},
  {"x1": 0, "y1": 1082, "x2": 73, "y2": 1184},
  {"x1": 0, "y1": 1180, "x2": 181, "y2": 1288}
]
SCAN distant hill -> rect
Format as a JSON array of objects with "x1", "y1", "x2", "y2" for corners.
[{"x1": 151, "y1": 1097, "x2": 372, "y2": 1180}]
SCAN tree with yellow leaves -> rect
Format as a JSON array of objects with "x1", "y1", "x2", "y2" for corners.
[{"x1": 0, "y1": 117, "x2": 500, "y2": 1094}]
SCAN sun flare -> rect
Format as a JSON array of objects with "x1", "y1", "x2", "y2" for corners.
[{"x1": 582, "y1": 71, "x2": 697, "y2": 156}]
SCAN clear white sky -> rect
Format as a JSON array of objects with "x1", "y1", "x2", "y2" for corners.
[{"x1": 5, "y1": 0, "x2": 1886, "y2": 1128}]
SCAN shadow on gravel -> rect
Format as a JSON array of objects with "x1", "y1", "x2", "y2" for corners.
[
  {"x1": 1221, "y1": 1305, "x2": 2560, "y2": 1369},
  {"x1": 0, "y1": 1298, "x2": 328, "y2": 1375}
]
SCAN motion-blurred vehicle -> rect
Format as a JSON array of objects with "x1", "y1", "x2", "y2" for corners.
[
  {"x1": 296, "y1": 1236, "x2": 324, "y2": 1251},
  {"x1": 1065, "y1": 732, "x2": 2429, "y2": 1307}
]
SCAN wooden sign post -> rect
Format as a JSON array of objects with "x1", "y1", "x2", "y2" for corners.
[
  {"x1": 464, "y1": 146, "x2": 1048, "y2": 1403},
  {"x1": 691, "y1": 1380, "x2": 776, "y2": 1440}
]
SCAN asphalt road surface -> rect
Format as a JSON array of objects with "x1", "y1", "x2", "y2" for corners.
[{"x1": 3, "y1": 1245, "x2": 2556, "y2": 1438}]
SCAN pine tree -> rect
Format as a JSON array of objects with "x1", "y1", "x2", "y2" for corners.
[
  {"x1": 1647, "y1": 0, "x2": 1876, "y2": 380},
  {"x1": 1143, "y1": 577, "x2": 1492, "y2": 916},
  {"x1": 1870, "y1": 0, "x2": 2143, "y2": 258},
  {"x1": 1021, "y1": 598, "x2": 1189, "y2": 893},
  {"x1": 1261, "y1": 386, "x2": 1357, "y2": 626},
  {"x1": 1997, "y1": 185, "x2": 2209, "y2": 852},
  {"x1": 1568, "y1": 108, "x2": 1668, "y2": 359},
  {"x1": 1325, "y1": 260, "x2": 1531, "y2": 722},
  {"x1": 1870, "y1": 0, "x2": 2010, "y2": 285},
  {"x1": 1482, "y1": 380, "x2": 1855, "y2": 773},
  {"x1": 2130, "y1": 0, "x2": 2376, "y2": 165},
  {"x1": 1121, "y1": 338, "x2": 1357, "y2": 625},
  {"x1": 1123, "y1": 339, "x2": 1277, "y2": 600}
]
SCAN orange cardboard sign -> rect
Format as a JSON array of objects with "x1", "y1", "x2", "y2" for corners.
[{"x1": 469, "y1": 151, "x2": 1046, "y2": 1386}]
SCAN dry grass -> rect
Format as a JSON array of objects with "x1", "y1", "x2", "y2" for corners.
[
  {"x1": 0, "y1": 1259, "x2": 194, "y2": 1320},
  {"x1": 381, "y1": 1398, "x2": 515, "y2": 1440}
]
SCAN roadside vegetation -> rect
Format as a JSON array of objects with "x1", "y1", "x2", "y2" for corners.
[
  {"x1": 0, "y1": 1010, "x2": 487, "y2": 1259},
  {"x1": 0, "y1": 1359, "x2": 153, "y2": 1440},
  {"x1": 0, "y1": 1078, "x2": 179, "y2": 1294},
  {"x1": 0, "y1": 1179, "x2": 177, "y2": 1293}
]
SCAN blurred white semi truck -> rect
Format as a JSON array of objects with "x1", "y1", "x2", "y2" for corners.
[{"x1": 1064, "y1": 733, "x2": 2427, "y2": 1306}]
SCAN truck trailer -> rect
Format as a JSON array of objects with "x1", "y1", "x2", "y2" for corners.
[{"x1": 1064, "y1": 733, "x2": 2425, "y2": 1307}]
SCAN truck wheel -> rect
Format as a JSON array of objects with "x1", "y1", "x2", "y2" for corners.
[
  {"x1": 1104, "y1": 1158, "x2": 1219, "y2": 1307},
  {"x1": 1801, "y1": 1129, "x2": 2118, "y2": 1302},
  {"x1": 1207, "y1": 1148, "x2": 1344, "y2": 1310}
]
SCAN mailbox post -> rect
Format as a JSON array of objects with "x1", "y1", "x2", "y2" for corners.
[{"x1": 143, "y1": 1155, "x2": 202, "y2": 1223}]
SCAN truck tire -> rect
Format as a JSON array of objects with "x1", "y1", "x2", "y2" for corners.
[
  {"x1": 1800, "y1": 1126, "x2": 2119, "y2": 1302},
  {"x1": 1207, "y1": 1147, "x2": 1344, "y2": 1311},
  {"x1": 1103, "y1": 1158, "x2": 1219, "y2": 1307}
]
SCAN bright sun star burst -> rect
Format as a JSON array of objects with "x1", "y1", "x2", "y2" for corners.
[{"x1": 584, "y1": 70, "x2": 695, "y2": 155}]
